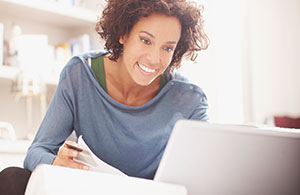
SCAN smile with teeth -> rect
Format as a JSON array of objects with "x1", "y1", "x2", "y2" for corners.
[{"x1": 137, "y1": 63, "x2": 156, "y2": 73}]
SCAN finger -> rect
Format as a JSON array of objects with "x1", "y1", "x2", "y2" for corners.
[
  {"x1": 60, "y1": 158, "x2": 90, "y2": 170},
  {"x1": 69, "y1": 160, "x2": 90, "y2": 170},
  {"x1": 53, "y1": 157, "x2": 90, "y2": 170},
  {"x1": 58, "y1": 146, "x2": 79, "y2": 158}
]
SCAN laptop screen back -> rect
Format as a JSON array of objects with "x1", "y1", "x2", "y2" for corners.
[{"x1": 154, "y1": 120, "x2": 300, "y2": 195}]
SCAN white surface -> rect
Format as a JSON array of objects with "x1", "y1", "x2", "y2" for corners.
[
  {"x1": 0, "y1": 139, "x2": 31, "y2": 153},
  {"x1": 0, "y1": 139, "x2": 31, "y2": 171},
  {"x1": 154, "y1": 120, "x2": 300, "y2": 195},
  {"x1": 0, "y1": 121, "x2": 16, "y2": 140},
  {"x1": 0, "y1": 66, "x2": 21, "y2": 80},
  {"x1": 25, "y1": 164, "x2": 187, "y2": 195}
]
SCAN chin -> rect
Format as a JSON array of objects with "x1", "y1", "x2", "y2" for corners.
[
  {"x1": 134, "y1": 78, "x2": 155, "y2": 87},
  {"x1": 136, "y1": 81, "x2": 151, "y2": 87}
]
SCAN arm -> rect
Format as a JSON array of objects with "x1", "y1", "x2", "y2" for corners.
[
  {"x1": 189, "y1": 91, "x2": 209, "y2": 121},
  {"x1": 23, "y1": 65, "x2": 84, "y2": 171}
]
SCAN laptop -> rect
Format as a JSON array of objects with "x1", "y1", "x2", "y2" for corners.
[{"x1": 154, "y1": 120, "x2": 300, "y2": 195}]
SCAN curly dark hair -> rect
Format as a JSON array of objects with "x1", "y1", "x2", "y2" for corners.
[{"x1": 95, "y1": 0, "x2": 209, "y2": 69}]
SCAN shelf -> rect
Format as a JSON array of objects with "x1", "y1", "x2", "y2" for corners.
[
  {"x1": 0, "y1": 65, "x2": 20, "y2": 80},
  {"x1": 0, "y1": 0, "x2": 104, "y2": 86},
  {"x1": 0, "y1": 0, "x2": 101, "y2": 29},
  {"x1": 0, "y1": 65, "x2": 58, "y2": 85}
]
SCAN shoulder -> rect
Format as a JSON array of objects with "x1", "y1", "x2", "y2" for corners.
[
  {"x1": 166, "y1": 70, "x2": 207, "y2": 102},
  {"x1": 77, "y1": 50, "x2": 109, "y2": 61},
  {"x1": 169, "y1": 70, "x2": 209, "y2": 120},
  {"x1": 158, "y1": 70, "x2": 209, "y2": 121},
  {"x1": 60, "y1": 50, "x2": 107, "y2": 79},
  {"x1": 172, "y1": 69, "x2": 189, "y2": 82},
  {"x1": 65, "y1": 50, "x2": 107, "y2": 68}
]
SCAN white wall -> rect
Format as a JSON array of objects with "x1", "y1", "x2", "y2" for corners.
[
  {"x1": 181, "y1": 0, "x2": 300, "y2": 124},
  {"x1": 247, "y1": 0, "x2": 300, "y2": 123},
  {"x1": 181, "y1": 0, "x2": 246, "y2": 123}
]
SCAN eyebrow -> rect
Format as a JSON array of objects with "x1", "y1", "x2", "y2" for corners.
[{"x1": 139, "y1": 31, "x2": 177, "y2": 44}]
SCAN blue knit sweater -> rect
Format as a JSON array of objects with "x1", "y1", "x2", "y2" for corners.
[{"x1": 24, "y1": 50, "x2": 208, "y2": 179}]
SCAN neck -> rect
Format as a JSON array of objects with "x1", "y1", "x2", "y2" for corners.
[{"x1": 103, "y1": 55, "x2": 160, "y2": 106}]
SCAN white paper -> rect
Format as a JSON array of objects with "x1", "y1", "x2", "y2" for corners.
[{"x1": 75, "y1": 135, "x2": 127, "y2": 176}]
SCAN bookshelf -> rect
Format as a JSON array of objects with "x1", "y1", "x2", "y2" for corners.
[
  {"x1": 0, "y1": 0, "x2": 104, "y2": 85},
  {"x1": 0, "y1": 0, "x2": 104, "y2": 139}
]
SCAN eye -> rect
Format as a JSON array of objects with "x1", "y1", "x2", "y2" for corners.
[
  {"x1": 163, "y1": 46, "x2": 174, "y2": 53},
  {"x1": 140, "y1": 37, "x2": 151, "y2": 45}
]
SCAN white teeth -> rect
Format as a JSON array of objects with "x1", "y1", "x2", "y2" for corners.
[{"x1": 138, "y1": 63, "x2": 155, "y2": 73}]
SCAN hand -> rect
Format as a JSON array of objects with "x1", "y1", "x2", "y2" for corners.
[{"x1": 52, "y1": 140, "x2": 89, "y2": 170}]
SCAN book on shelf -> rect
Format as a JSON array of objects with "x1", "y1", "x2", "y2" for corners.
[
  {"x1": 55, "y1": 0, "x2": 87, "y2": 8},
  {"x1": 53, "y1": 33, "x2": 91, "y2": 76},
  {"x1": 0, "y1": 29, "x2": 91, "y2": 85},
  {"x1": 0, "y1": 23, "x2": 3, "y2": 66},
  {"x1": 70, "y1": 34, "x2": 90, "y2": 56},
  {"x1": 55, "y1": 42, "x2": 72, "y2": 71},
  {"x1": 1, "y1": 24, "x2": 22, "y2": 67}
]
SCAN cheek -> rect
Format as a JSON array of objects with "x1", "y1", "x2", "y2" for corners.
[
  {"x1": 162, "y1": 53, "x2": 174, "y2": 68},
  {"x1": 124, "y1": 43, "x2": 144, "y2": 60},
  {"x1": 122, "y1": 45, "x2": 137, "y2": 63}
]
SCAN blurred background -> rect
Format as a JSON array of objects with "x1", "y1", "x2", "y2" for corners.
[{"x1": 0, "y1": 0, "x2": 299, "y2": 170}]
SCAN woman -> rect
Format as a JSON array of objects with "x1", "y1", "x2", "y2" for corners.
[{"x1": 0, "y1": 0, "x2": 209, "y2": 194}]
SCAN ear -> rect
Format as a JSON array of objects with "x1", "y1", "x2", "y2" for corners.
[{"x1": 119, "y1": 35, "x2": 127, "y2": 44}]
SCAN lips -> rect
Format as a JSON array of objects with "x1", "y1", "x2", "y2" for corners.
[{"x1": 137, "y1": 63, "x2": 156, "y2": 74}]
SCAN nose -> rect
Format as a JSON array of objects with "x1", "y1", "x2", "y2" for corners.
[{"x1": 146, "y1": 47, "x2": 161, "y2": 66}]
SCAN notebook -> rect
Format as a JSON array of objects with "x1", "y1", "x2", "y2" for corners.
[{"x1": 154, "y1": 120, "x2": 300, "y2": 195}]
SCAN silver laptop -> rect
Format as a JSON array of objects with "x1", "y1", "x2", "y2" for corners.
[{"x1": 154, "y1": 120, "x2": 300, "y2": 195}]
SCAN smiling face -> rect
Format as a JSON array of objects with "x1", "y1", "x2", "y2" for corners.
[{"x1": 119, "y1": 13, "x2": 182, "y2": 86}]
